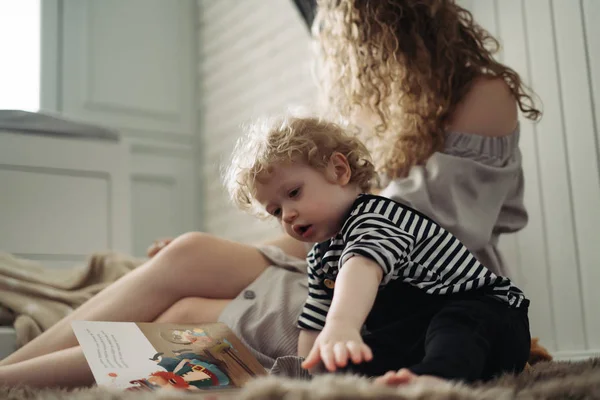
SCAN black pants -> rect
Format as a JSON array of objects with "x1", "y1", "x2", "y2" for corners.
[{"x1": 340, "y1": 281, "x2": 531, "y2": 383}]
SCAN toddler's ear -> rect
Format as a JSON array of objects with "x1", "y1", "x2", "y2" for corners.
[{"x1": 327, "y1": 152, "x2": 352, "y2": 185}]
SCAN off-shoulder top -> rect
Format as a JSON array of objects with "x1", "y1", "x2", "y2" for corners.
[{"x1": 380, "y1": 125, "x2": 527, "y2": 277}]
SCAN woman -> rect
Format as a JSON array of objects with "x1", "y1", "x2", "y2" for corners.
[{"x1": 0, "y1": 0, "x2": 540, "y2": 387}]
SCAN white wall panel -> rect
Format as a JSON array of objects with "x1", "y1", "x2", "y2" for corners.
[
  {"x1": 584, "y1": 0, "x2": 600, "y2": 152},
  {"x1": 552, "y1": 0, "x2": 600, "y2": 351},
  {"x1": 464, "y1": 0, "x2": 600, "y2": 358}
]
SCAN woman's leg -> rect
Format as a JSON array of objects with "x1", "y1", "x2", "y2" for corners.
[
  {"x1": 0, "y1": 232, "x2": 270, "y2": 367},
  {"x1": 154, "y1": 297, "x2": 231, "y2": 323},
  {"x1": 0, "y1": 297, "x2": 232, "y2": 388},
  {"x1": 0, "y1": 347, "x2": 94, "y2": 388}
]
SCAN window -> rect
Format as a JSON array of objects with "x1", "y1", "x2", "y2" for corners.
[{"x1": 0, "y1": 0, "x2": 40, "y2": 112}]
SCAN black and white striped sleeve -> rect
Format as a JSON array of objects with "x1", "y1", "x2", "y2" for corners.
[
  {"x1": 297, "y1": 247, "x2": 329, "y2": 330},
  {"x1": 340, "y1": 213, "x2": 414, "y2": 285}
]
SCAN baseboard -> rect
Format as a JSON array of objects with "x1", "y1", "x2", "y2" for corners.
[{"x1": 552, "y1": 349, "x2": 600, "y2": 361}]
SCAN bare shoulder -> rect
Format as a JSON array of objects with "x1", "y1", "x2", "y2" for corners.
[{"x1": 447, "y1": 76, "x2": 518, "y2": 137}]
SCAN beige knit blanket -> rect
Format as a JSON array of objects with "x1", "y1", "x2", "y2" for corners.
[{"x1": 0, "y1": 252, "x2": 144, "y2": 347}]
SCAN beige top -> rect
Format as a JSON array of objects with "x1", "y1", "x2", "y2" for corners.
[{"x1": 380, "y1": 125, "x2": 527, "y2": 277}]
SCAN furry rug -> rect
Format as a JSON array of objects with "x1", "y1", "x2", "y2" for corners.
[{"x1": 2, "y1": 358, "x2": 599, "y2": 400}]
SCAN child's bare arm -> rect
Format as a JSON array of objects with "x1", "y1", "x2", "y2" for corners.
[
  {"x1": 326, "y1": 255, "x2": 383, "y2": 329},
  {"x1": 302, "y1": 255, "x2": 382, "y2": 371}
]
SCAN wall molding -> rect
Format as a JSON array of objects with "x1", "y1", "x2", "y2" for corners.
[
  {"x1": 120, "y1": 128, "x2": 194, "y2": 145},
  {"x1": 0, "y1": 163, "x2": 109, "y2": 180},
  {"x1": 553, "y1": 349, "x2": 600, "y2": 361},
  {"x1": 83, "y1": 100, "x2": 179, "y2": 122},
  {"x1": 130, "y1": 142, "x2": 194, "y2": 158},
  {"x1": 131, "y1": 174, "x2": 177, "y2": 186}
]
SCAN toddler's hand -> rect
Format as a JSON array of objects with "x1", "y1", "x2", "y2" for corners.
[{"x1": 301, "y1": 322, "x2": 372, "y2": 372}]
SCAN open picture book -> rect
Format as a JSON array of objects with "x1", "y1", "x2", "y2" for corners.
[{"x1": 72, "y1": 321, "x2": 267, "y2": 392}]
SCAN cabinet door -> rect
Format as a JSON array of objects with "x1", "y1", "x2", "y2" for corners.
[
  {"x1": 129, "y1": 143, "x2": 197, "y2": 257},
  {"x1": 0, "y1": 132, "x2": 131, "y2": 265},
  {"x1": 58, "y1": 0, "x2": 196, "y2": 140}
]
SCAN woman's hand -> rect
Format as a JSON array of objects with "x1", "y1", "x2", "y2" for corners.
[
  {"x1": 301, "y1": 320, "x2": 373, "y2": 372},
  {"x1": 146, "y1": 238, "x2": 173, "y2": 258}
]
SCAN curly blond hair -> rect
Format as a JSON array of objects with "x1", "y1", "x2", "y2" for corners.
[
  {"x1": 224, "y1": 116, "x2": 377, "y2": 216},
  {"x1": 314, "y1": 0, "x2": 542, "y2": 179}
]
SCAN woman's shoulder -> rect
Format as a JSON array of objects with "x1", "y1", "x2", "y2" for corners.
[{"x1": 447, "y1": 76, "x2": 519, "y2": 137}]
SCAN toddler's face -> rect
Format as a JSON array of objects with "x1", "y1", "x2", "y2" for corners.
[{"x1": 254, "y1": 161, "x2": 359, "y2": 242}]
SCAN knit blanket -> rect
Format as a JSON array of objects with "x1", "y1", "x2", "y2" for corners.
[{"x1": 0, "y1": 252, "x2": 143, "y2": 347}]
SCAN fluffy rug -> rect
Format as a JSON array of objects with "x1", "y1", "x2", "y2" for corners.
[{"x1": 2, "y1": 358, "x2": 599, "y2": 400}]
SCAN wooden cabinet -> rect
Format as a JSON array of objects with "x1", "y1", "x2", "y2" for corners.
[
  {"x1": 39, "y1": 0, "x2": 200, "y2": 258},
  {"x1": 0, "y1": 131, "x2": 130, "y2": 265}
]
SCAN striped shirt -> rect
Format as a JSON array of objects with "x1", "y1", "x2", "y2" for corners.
[{"x1": 297, "y1": 194, "x2": 529, "y2": 331}]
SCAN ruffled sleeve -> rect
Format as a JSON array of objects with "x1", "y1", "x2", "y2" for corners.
[{"x1": 380, "y1": 126, "x2": 527, "y2": 275}]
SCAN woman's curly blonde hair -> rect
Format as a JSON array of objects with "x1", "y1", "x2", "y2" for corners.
[
  {"x1": 313, "y1": 0, "x2": 542, "y2": 178},
  {"x1": 225, "y1": 116, "x2": 377, "y2": 216}
]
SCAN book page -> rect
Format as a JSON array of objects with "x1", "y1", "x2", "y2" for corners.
[{"x1": 72, "y1": 321, "x2": 266, "y2": 392}]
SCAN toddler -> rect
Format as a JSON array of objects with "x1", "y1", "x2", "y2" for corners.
[{"x1": 224, "y1": 116, "x2": 530, "y2": 384}]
